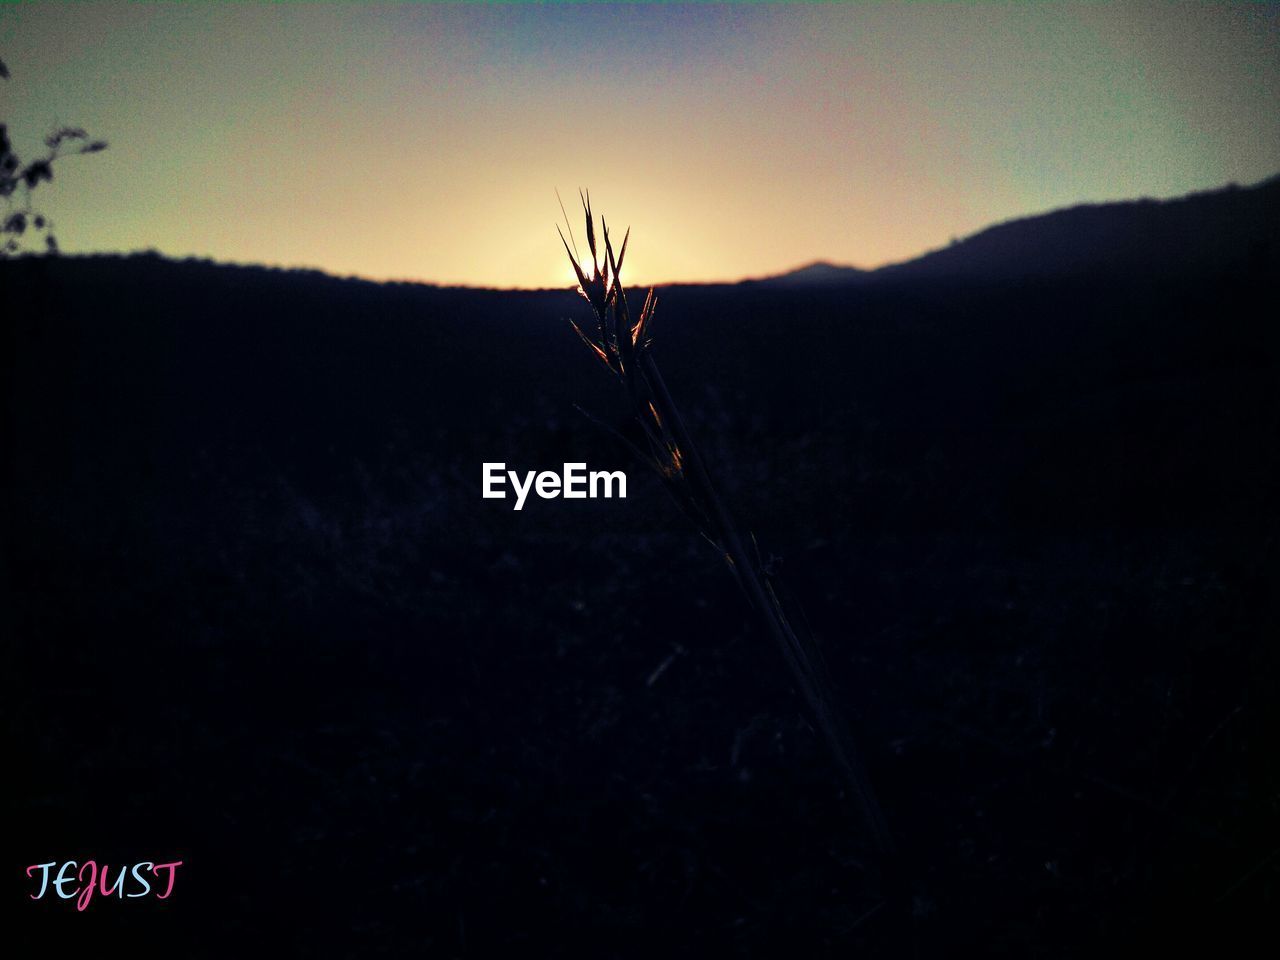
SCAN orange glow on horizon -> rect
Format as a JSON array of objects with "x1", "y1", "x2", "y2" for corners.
[{"x1": 1, "y1": 3, "x2": 1276, "y2": 288}]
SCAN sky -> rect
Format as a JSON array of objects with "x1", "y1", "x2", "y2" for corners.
[{"x1": 2, "y1": 1, "x2": 1278, "y2": 287}]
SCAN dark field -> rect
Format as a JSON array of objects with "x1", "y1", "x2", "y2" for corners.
[{"x1": 3, "y1": 183, "x2": 1278, "y2": 955}]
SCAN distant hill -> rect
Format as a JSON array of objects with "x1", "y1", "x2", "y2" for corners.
[
  {"x1": 753, "y1": 174, "x2": 1280, "y2": 287},
  {"x1": 749, "y1": 261, "x2": 867, "y2": 288}
]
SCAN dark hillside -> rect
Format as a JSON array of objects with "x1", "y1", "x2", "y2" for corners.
[
  {"x1": 2, "y1": 184, "x2": 1277, "y2": 955},
  {"x1": 755, "y1": 175, "x2": 1280, "y2": 287},
  {"x1": 878, "y1": 175, "x2": 1280, "y2": 283}
]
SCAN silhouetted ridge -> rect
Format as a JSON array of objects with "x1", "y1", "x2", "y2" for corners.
[
  {"x1": 876, "y1": 175, "x2": 1280, "y2": 283},
  {"x1": 752, "y1": 261, "x2": 867, "y2": 287},
  {"x1": 746, "y1": 174, "x2": 1279, "y2": 288}
]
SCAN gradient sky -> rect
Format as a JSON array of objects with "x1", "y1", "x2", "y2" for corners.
[{"x1": 2, "y1": 2, "x2": 1278, "y2": 287}]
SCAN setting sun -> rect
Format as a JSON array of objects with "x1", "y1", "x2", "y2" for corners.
[{"x1": 3, "y1": 3, "x2": 1275, "y2": 287}]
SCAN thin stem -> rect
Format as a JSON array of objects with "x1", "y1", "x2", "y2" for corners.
[
  {"x1": 639, "y1": 350, "x2": 898, "y2": 863},
  {"x1": 560, "y1": 196, "x2": 908, "y2": 904}
]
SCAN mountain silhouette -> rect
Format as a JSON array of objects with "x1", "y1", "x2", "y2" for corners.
[
  {"x1": 756, "y1": 174, "x2": 1279, "y2": 287},
  {"x1": 750, "y1": 260, "x2": 867, "y2": 287}
]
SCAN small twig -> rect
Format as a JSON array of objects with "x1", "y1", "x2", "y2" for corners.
[
  {"x1": 1160, "y1": 701, "x2": 1247, "y2": 809},
  {"x1": 940, "y1": 719, "x2": 1225, "y2": 843},
  {"x1": 646, "y1": 646, "x2": 684, "y2": 688},
  {"x1": 1216, "y1": 843, "x2": 1280, "y2": 904},
  {"x1": 843, "y1": 896, "x2": 890, "y2": 934}
]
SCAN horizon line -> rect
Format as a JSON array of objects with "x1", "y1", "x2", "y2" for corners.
[{"x1": 19, "y1": 172, "x2": 1276, "y2": 293}]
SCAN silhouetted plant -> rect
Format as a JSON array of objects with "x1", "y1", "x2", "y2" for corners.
[
  {"x1": 558, "y1": 192, "x2": 903, "y2": 893},
  {"x1": 0, "y1": 58, "x2": 107, "y2": 257}
]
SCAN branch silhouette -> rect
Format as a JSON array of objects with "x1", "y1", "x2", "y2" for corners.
[{"x1": 1, "y1": 57, "x2": 108, "y2": 257}]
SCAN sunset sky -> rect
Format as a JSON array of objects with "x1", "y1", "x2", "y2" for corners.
[{"x1": 2, "y1": 2, "x2": 1277, "y2": 287}]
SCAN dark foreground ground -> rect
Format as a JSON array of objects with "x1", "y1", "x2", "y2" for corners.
[{"x1": 2, "y1": 188, "x2": 1277, "y2": 955}]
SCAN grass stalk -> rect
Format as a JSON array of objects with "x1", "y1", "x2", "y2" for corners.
[{"x1": 557, "y1": 194, "x2": 901, "y2": 879}]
